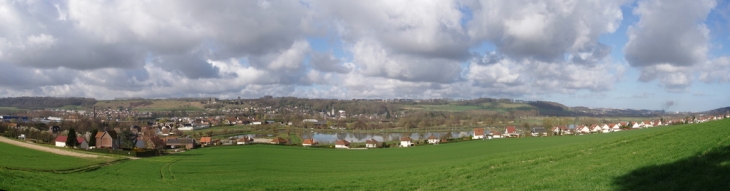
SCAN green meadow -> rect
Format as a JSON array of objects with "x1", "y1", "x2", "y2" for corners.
[{"x1": 2, "y1": 119, "x2": 729, "y2": 190}]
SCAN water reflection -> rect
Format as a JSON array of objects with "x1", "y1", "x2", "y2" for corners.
[{"x1": 299, "y1": 131, "x2": 474, "y2": 143}]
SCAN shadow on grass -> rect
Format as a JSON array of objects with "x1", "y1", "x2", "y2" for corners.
[{"x1": 613, "y1": 145, "x2": 730, "y2": 190}]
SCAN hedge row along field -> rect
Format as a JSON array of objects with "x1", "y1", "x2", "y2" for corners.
[{"x1": 2, "y1": 119, "x2": 729, "y2": 190}]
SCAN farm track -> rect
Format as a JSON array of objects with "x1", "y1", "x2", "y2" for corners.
[
  {"x1": 160, "y1": 156, "x2": 185, "y2": 182},
  {"x1": 2, "y1": 158, "x2": 129, "y2": 174}
]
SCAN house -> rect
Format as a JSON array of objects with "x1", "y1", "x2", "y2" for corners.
[
  {"x1": 95, "y1": 130, "x2": 119, "y2": 149},
  {"x1": 166, "y1": 138, "x2": 195, "y2": 149},
  {"x1": 589, "y1": 124, "x2": 601, "y2": 133},
  {"x1": 365, "y1": 139, "x2": 378, "y2": 148},
  {"x1": 610, "y1": 123, "x2": 621, "y2": 132},
  {"x1": 576, "y1": 125, "x2": 590, "y2": 134},
  {"x1": 490, "y1": 130, "x2": 503, "y2": 139},
  {"x1": 632, "y1": 121, "x2": 642, "y2": 129},
  {"x1": 473, "y1": 128, "x2": 485, "y2": 139},
  {"x1": 55, "y1": 135, "x2": 69, "y2": 147},
  {"x1": 531, "y1": 127, "x2": 547, "y2": 136},
  {"x1": 335, "y1": 139, "x2": 350, "y2": 149},
  {"x1": 77, "y1": 137, "x2": 89, "y2": 149},
  {"x1": 643, "y1": 120, "x2": 653, "y2": 128},
  {"x1": 55, "y1": 136, "x2": 87, "y2": 148},
  {"x1": 400, "y1": 137, "x2": 413, "y2": 147},
  {"x1": 251, "y1": 121, "x2": 262, "y2": 125},
  {"x1": 302, "y1": 138, "x2": 317, "y2": 147},
  {"x1": 504, "y1": 126, "x2": 519, "y2": 137},
  {"x1": 427, "y1": 134, "x2": 440, "y2": 144},
  {"x1": 551, "y1": 125, "x2": 569, "y2": 135},
  {"x1": 200, "y1": 137, "x2": 212, "y2": 146},
  {"x1": 270, "y1": 137, "x2": 287, "y2": 145},
  {"x1": 237, "y1": 137, "x2": 253, "y2": 145},
  {"x1": 144, "y1": 137, "x2": 165, "y2": 150},
  {"x1": 601, "y1": 124, "x2": 611, "y2": 133}
]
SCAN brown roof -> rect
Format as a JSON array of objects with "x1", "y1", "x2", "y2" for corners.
[
  {"x1": 365, "y1": 139, "x2": 378, "y2": 144},
  {"x1": 271, "y1": 137, "x2": 287, "y2": 144},
  {"x1": 491, "y1": 130, "x2": 502, "y2": 135},
  {"x1": 427, "y1": 134, "x2": 438, "y2": 140},
  {"x1": 200, "y1": 137, "x2": 212, "y2": 143},
  {"x1": 237, "y1": 137, "x2": 252, "y2": 142},
  {"x1": 95, "y1": 132, "x2": 105, "y2": 139},
  {"x1": 400, "y1": 137, "x2": 412, "y2": 141},
  {"x1": 302, "y1": 138, "x2": 316, "y2": 145},
  {"x1": 474, "y1": 128, "x2": 485, "y2": 136},
  {"x1": 506, "y1": 126, "x2": 516, "y2": 134},
  {"x1": 335, "y1": 139, "x2": 350, "y2": 146},
  {"x1": 106, "y1": 130, "x2": 118, "y2": 139}
]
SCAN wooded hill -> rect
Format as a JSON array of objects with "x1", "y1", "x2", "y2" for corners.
[{"x1": 0, "y1": 97, "x2": 97, "y2": 109}]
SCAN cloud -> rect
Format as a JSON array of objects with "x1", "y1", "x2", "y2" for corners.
[
  {"x1": 623, "y1": 0, "x2": 716, "y2": 91},
  {"x1": 468, "y1": 0, "x2": 625, "y2": 62},
  {"x1": 310, "y1": 51, "x2": 350, "y2": 73},
  {"x1": 0, "y1": 0, "x2": 725, "y2": 106}
]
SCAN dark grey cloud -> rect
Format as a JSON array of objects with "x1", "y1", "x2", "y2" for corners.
[{"x1": 310, "y1": 51, "x2": 349, "y2": 73}]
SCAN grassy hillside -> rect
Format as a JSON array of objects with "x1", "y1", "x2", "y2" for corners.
[
  {"x1": 0, "y1": 142, "x2": 111, "y2": 171},
  {"x1": 2, "y1": 120, "x2": 729, "y2": 190},
  {"x1": 94, "y1": 100, "x2": 206, "y2": 111}
]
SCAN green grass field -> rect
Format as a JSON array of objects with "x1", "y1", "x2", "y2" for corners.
[
  {"x1": 2, "y1": 119, "x2": 729, "y2": 190},
  {"x1": 0, "y1": 142, "x2": 112, "y2": 171}
]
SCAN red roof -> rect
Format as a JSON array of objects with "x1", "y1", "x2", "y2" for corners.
[
  {"x1": 335, "y1": 139, "x2": 350, "y2": 146},
  {"x1": 55, "y1": 135, "x2": 68, "y2": 142},
  {"x1": 400, "y1": 137, "x2": 412, "y2": 141},
  {"x1": 365, "y1": 139, "x2": 378, "y2": 144},
  {"x1": 200, "y1": 137, "x2": 212, "y2": 143},
  {"x1": 302, "y1": 138, "x2": 316, "y2": 145},
  {"x1": 427, "y1": 134, "x2": 438, "y2": 140},
  {"x1": 506, "y1": 126, "x2": 516, "y2": 134},
  {"x1": 474, "y1": 128, "x2": 485, "y2": 136},
  {"x1": 271, "y1": 137, "x2": 287, "y2": 144},
  {"x1": 55, "y1": 136, "x2": 83, "y2": 144}
]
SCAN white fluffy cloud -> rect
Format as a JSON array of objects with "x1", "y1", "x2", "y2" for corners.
[
  {"x1": 0, "y1": 0, "x2": 726, "y2": 102},
  {"x1": 468, "y1": 0, "x2": 625, "y2": 62},
  {"x1": 623, "y1": 0, "x2": 716, "y2": 91}
]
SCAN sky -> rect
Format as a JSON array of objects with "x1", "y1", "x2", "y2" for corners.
[{"x1": 0, "y1": 0, "x2": 729, "y2": 112}]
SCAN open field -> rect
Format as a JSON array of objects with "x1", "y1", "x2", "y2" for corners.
[
  {"x1": 2, "y1": 119, "x2": 729, "y2": 190},
  {"x1": 94, "y1": 100, "x2": 206, "y2": 111},
  {"x1": 0, "y1": 142, "x2": 113, "y2": 171}
]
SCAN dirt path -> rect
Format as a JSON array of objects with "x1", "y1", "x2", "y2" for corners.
[{"x1": 0, "y1": 136, "x2": 103, "y2": 158}]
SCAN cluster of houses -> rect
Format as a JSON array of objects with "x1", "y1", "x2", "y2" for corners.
[{"x1": 471, "y1": 115, "x2": 729, "y2": 139}]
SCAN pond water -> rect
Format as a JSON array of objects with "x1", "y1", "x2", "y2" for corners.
[
  {"x1": 299, "y1": 131, "x2": 475, "y2": 143},
  {"x1": 230, "y1": 131, "x2": 477, "y2": 143}
]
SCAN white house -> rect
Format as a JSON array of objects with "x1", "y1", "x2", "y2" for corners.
[
  {"x1": 590, "y1": 124, "x2": 601, "y2": 133},
  {"x1": 365, "y1": 139, "x2": 378, "y2": 148},
  {"x1": 601, "y1": 124, "x2": 611, "y2": 133},
  {"x1": 490, "y1": 131, "x2": 503, "y2": 139},
  {"x1": 302, "y1": 138, "x2": 317, "y2": 147},
  {"x1": 251, "y1": 121, "x2": 262, "y2": 125},
  {"x1": 473, "y1": 128, "x2": 485, "y2": 139},
  {"x1": 632, "y1": 121, "x2": 642, "y2": 129},
  {"x1": 400, "y1": 137, "x2": 412, "y2": 147},
  {"x1": 576, "y1": 125, "x2": 590, "y2": 134},
  {"x1": 427, "y1": 134, "x2": 440, "y2": 144},
  {"x1": 611, "y1": 123, "x2": 622, "y2": 132},
  {"x1": 237, "y1": 137, "x2": 253, "y2": 145},
  {"x1": 55, "y1": 135, "x2": 71, "y2": 147},
  {"x1": 335, "y1": 139, "x2": 350, "y2": 149}
]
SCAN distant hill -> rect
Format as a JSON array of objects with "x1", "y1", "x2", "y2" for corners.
[
  {"x1": 0, "y1": 97, "x2": 97, "y2": 109},
  {"x1": 703, "y1": 107, "x2": 730, "y2": 115}
]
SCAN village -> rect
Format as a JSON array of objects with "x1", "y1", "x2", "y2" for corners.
[{"x1": 1, "y1": 113, "x2": 727, "y2": 157}]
